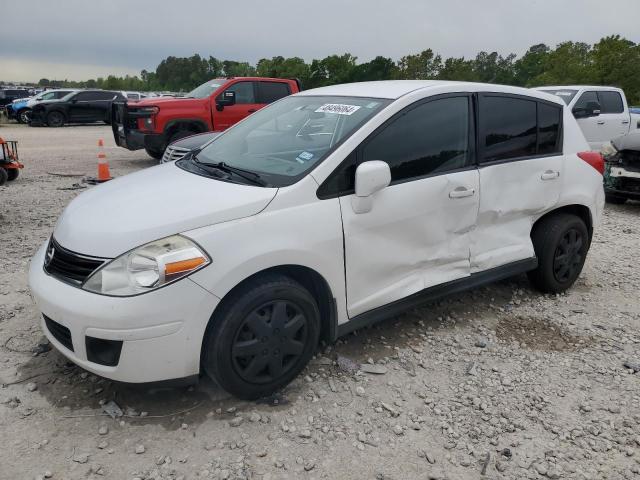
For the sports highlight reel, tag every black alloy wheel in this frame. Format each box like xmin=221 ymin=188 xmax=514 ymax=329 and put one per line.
xmin=231 ymin=300 xmax=309 ymax=384
xmin=552 ymin=228 xmax=584 ymax=283
xmin=46 ymin=111 xmax=65 ymax=127
xmin=203 ymin=274 xmax=320 ymax=400
xmin=527 ymin=213 xmax=589 ymax=293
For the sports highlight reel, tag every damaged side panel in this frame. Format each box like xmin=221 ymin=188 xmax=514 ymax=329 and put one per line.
xmin=471 ymin=156 xmax=564 ymax=272
xmin=341 ymin=170 xmax=479 ymax=318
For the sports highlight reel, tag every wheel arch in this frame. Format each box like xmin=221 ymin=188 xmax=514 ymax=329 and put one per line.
xmin=532 ymin=204 xmax=593 ymax=244
xmin=199 ymin=264 xmax=337 ymax=366
xmin=164 ymin=119 xmax=208 ymax=140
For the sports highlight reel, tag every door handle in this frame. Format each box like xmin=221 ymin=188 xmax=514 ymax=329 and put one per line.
xmin=541 ymin=170 xmax=560 ymax=180
xmin=622 ymin=120 xmax=630 ymax=125
xmin=449 ymin=186 xmax=475 ymax=199
xmin=596 ymin=120 xmax=605 ymax=125
xmin=247 ymin=109 xmax=257 ymax=113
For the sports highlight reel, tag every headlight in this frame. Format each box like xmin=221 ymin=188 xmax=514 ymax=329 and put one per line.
xmin=82 ymin=235 xmax=209 ymax=296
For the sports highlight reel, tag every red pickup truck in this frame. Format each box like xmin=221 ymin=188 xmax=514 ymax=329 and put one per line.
xmin=112 ymin=77 xmax=301 ymax=159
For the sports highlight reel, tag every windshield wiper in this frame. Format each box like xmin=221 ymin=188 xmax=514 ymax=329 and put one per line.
xmin=191 ymin=155 xmax=267 ymax=186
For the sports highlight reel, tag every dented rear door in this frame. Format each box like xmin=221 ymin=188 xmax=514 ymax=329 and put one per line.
xmin=471 ymin=94 xmax=564 ymax=272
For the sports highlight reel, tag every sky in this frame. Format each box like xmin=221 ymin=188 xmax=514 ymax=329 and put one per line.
xmin=1 ymin=0 xmax=639 ymax=83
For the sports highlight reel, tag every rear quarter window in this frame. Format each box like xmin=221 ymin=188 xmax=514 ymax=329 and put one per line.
xmin=257 ymin=82 xmax=291 ymax=104
xmin=598 ymin=91 xmax=624 ymax=114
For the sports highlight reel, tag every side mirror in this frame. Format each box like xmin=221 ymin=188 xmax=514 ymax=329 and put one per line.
xmin=216 ymin=90 xmax=236 ymax=111
xmin=352 ymin=161 xmax=391 ymax=214
xmin=573 ymin=101 xmax=601 ymax=119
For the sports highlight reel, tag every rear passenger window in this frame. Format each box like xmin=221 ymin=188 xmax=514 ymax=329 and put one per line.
xmin=257 ymin=82 xmax=290 ymax=104
xmin=362 ymin=96 xmax=470 ymax=182
xmin=480 ymin=96 xmax=537 ymax=162
xmin=538 ymin=103 xmax=562 ymax=155
xmin=598 ymin=91 xmax=624 ymax=114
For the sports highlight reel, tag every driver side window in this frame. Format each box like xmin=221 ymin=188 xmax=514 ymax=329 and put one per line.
xmin=318 ymin=96 xmax=472 ymax=198
xmin=222 ymin=82 xmax=255 ymax=104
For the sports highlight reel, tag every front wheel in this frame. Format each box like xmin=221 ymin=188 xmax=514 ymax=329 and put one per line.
xmin=203 ymin=274 xmax=320 ymax=400
xmin=527 ymin=213 xmax=589 ymax=293
xmin=46 ymin=111 xmax=65 ymax=127
xmin=145 ymin=147 xmax=164 ymax=160
xmin=17 ymin=109 xmax=31 ymax=124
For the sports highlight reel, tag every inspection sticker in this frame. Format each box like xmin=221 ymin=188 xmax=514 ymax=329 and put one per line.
xmin=295 ymin=151 xmax=315 ymax=164
xmin=315 ymin=104 xmax=361 ymax=115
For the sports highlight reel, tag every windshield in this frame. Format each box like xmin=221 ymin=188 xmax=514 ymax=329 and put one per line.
xmin=537 ymin=89 xmax=578 ymax=105
xmin=194 ymin=95 xmax=391 ymax=186
xmin=185 ymin=80 xmax=225 ymax=99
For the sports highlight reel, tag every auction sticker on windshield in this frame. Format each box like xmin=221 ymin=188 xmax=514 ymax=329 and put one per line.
xmin=315 ymin=104 xmax=361 ymax=115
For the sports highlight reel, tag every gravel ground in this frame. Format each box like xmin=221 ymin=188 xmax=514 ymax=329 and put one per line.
xmin=1 ymin=123 xmax=640 ymax=480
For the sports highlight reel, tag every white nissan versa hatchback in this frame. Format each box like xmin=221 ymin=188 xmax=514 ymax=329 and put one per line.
xmin=29 ymin=81 xmax=605 ymax=399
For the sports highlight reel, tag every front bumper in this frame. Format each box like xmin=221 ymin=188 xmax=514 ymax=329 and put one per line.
xmin=28 ymin=242 xmax=220 ymax=383
xmin=605 ymin=164 xmax=640 ymax=199
xmin=111 ymin=101 xmax=164 ymax=152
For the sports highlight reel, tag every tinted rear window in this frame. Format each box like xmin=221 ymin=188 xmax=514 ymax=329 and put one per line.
xmin=257 ymin=82 xmax=291 ymax=104
xmin=538 ymin=103 xmax=562 ymax=155
xmin=598 ymin=91 xmax=624 ymax=114
xmin=480 ymin=96 xmax=537 ymax=162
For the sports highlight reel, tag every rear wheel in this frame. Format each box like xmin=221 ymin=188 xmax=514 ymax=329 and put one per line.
xmin=0 ymin=168 xmax=7 ymax=186
xmin=605 ymin=194 xmax=627 ymax=205
xmin=46 ymin=111 xmax=65 ymax=127
xmin=527 ymin=213 xmax=589 ymax=293
xmin=145 ymin=148 xmax=164 ymax=160
xmin=203 ymin=274 xmax=320 ymax=400
xmin=6 ymin=168 xmax=19 ymax=181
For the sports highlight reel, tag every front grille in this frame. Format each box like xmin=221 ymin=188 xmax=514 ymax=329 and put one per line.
xmin=161 ymin=145 xmax=191 ymax=163
xmin=43 ymin=238 xmax=106 ymax=286
xmin=43 ymin=315 xmax=74 ymax=351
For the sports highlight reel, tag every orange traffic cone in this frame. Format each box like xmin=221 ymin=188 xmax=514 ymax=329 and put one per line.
xmin=96 ymin=139 xmax=112 ymax=182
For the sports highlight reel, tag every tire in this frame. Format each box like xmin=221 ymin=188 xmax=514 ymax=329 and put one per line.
xmin=6 ymin=168 xmax=19 ymax=181
xmin=203 ymin=274 xmax=320 ymax=400
xmin=145 ymin=148 xmax=164 ymax=160
xmin=46 ymin=111 xmax=65 ymax=127
xmin=0 ymin=168 xmax=7 ymax=186
xmin=17 ymin=109 xmax=31 ymax=124
xmin=527 ymin=213 xmax=589 ymax=293
xmin=605 ymin=194 xmax=627 ymax=205
xmin=168 ymin=129 xmax=194 ymax=145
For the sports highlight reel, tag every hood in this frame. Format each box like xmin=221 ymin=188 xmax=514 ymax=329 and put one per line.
xmin=132 ymin=96 xmax=201 ymax=106
xmin=54 ymin=163 xmax=277 ymax=258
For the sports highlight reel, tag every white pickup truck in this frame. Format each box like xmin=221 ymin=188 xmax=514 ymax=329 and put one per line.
xmin=536 ymin=86 xmax=640 ymax=151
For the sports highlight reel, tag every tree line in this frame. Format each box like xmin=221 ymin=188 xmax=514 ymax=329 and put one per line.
xmin=35 ymin=35 xmax=640 ymax=104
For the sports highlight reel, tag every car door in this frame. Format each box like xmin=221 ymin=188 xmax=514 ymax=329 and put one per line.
xmin=472 ymin=94 xmax=564 ymax=272
xmin=597 ymin=90 xmax=630 ymax=140
xmin=69 ymin=91 xmax=110 ymax=121
xmin=335 ymin=95 xmax=479 ymax=317
xmin=91 ymin=91 xmax=120 ymax=122
xmin=214 ymin=81 xmax=261 ymax=130
xmin=573 ymin=90 xmax=612 ymax=149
